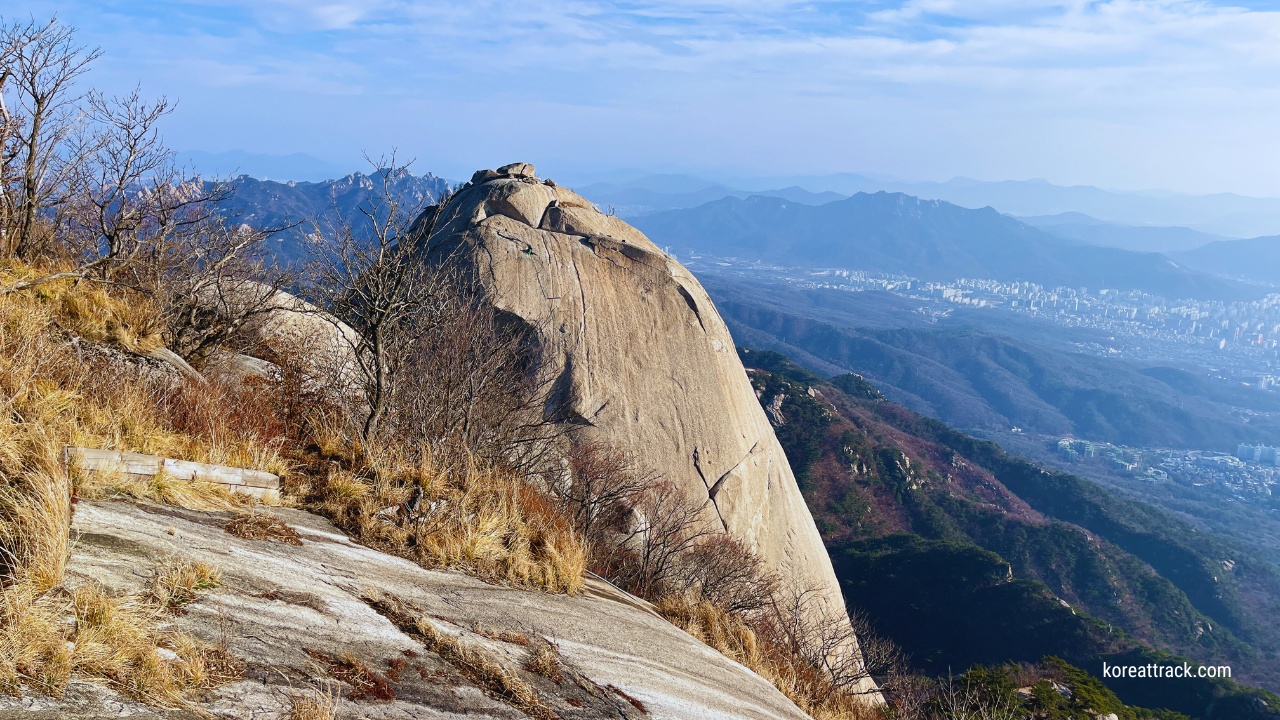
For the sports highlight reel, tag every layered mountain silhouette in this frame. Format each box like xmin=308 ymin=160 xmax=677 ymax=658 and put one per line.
xmin=1021 ymin=212 xmax=1233 ymax=254
xmin=574 ymin=172 xmax=1280 ymax=238
xmin=633 ymin=193 xmax=1253 ymax=300
xmin=701 ymin=274 xmax=1280 ymax=451
xmin=1176 ymin=235 xmax=1280 ymax=286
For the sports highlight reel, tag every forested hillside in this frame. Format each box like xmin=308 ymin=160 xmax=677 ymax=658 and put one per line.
xmin=739 ymin=349 xmax=1280 ymax=720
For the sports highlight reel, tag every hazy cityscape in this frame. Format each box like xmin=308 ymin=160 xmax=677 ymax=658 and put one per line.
xmin=685 ymin=256 xmax=1280 ymax=386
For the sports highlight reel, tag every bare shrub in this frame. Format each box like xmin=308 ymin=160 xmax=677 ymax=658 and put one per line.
xmin=389 ymin=297 xmax=561 ymax=473
xmin=611 ymin=479 xmax=715 ymax=599
xmin=302 ymin=155 xmax=458 ymax=443
xmin=762 ymin=585 xmax=892 ymax=699
xmin=657 ymin=594 xmax=886 ymax=720
xmin=547 ymin=442 xmax=653 ymax=549
xmin=677 ymin=534 xmax=780 ymax=614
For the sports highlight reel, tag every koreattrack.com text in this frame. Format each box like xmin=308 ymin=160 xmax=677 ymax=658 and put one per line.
xmin=1102 ymin=662 xmax=1231 ymax=679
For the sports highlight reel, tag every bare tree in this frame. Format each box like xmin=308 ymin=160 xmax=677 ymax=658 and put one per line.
xmin=1 ymin=20 xmax=289 ymax=361
xmin=929 ymin=675 xmax=1022 ymax=720
xmin=762 ymin=585 xmax=900 ymax=700
xmin=303 ymin=154 xmax=458 ymax=443
xmin=0 ymin=16 xmax=100 ymax=258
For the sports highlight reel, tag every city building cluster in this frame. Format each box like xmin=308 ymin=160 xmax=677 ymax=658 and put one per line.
xmin=1056 ymin=437 xmax=1278 ymax=499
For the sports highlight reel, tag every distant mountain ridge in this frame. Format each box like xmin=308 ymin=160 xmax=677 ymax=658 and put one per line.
xmin=576 ymin=179 xmax=844 ymax=216
xmin=701 ymin=273 xmax=1280 ymax=451
xmin=571 ymin=172 xmax=1280 ymax=237
xmin=1021 ymin=212 xmax=1234 ymax=254
xmin=1176 ymin=236 xmax=1280 ymax=287
xmin=633 ymin=192 xmax=1253 ymax=300
xmin=216 ymin=169 xmax=451 ymax=263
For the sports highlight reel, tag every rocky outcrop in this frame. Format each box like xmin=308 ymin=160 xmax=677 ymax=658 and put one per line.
xmin=194 ymin=284 xmax=362 ymax=400
xmin=0 ymin=500 xmax=812 ymax=719
xmin=422 ymin=163 xmax=874 ymax=694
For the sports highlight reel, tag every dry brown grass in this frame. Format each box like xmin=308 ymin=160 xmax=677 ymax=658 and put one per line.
xmin=224 ymin=512 xmax=303 ymax=546
xmin=0 ymin=265 xmax=292 ymax=707
xmin=524 ymin=641 xmax=563 ymax=684
xmin=12 ymin=264 xmax=165 ymax=354
xmin=304 ymin=650 xmax=395 ymax=702
xmin=0 ymin=263 xmax=287 ymax=494
xmin=657 ymin=596 xmax=884 ymax=720
xmin=74 ymin=465 xmax=258 ymax=512
xmin=0 ymin=561 xmax=239 ymax=704
xmin=473 ymin=625 xmax=530 ymax=647
xmin=316 ymin=452 xmax=586 ymax=595
xmin=146 ymin=560 xmax=223 ymax=610
xmin=0 ymin=444 xmax=73 ymax=592
xmin=364 ymin=594 xmax=555 ymax=720
xmin=287 ymin=686 xmax=338 ymax=720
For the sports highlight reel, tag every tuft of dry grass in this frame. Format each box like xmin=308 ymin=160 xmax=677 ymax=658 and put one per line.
xmin=315 ymin=452 xmax=586 ymax=596
xmin=146 ymin=560 xmax=223 ymax=610
xmin=224 ymin=512 xmax=303 ymax=546
xmin=287 ymin=686 xmax=338 ymax=720
xmin=0 ymin=443 xmax=73 ymax=592
xmin=364 ymin=594 xmax=555 ymax=720
xmin=657 ymin=596 xmax=882 ymax=720
xmin=305 ymin=650 xmax=395 ymax=702
xmin=525 ymin=641 xmax=563 ymax=685
xmin=473 ymin=625 xmax=530 ymax=647
xmin=20 ymin=268 xmax=165 ymax=354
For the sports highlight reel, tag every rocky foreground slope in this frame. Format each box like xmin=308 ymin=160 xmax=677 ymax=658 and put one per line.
xmin=421 ymin=164 xmax=869 ymax=689
xmin=0 ymin=500 xmax=810 ymax=720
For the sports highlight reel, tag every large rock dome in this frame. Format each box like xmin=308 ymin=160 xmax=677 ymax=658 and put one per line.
xmin=422 ymin=163 xmax=875 ymax=695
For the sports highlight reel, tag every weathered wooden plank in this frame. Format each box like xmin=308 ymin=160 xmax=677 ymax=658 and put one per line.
xmin=64 ymin=446 xmax=280 ymax=500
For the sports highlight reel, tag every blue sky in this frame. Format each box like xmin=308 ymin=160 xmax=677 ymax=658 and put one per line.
xmin=6 ymin=1 xmax=1280 ymax=194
